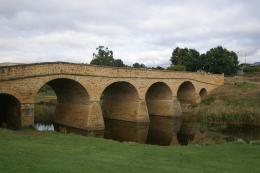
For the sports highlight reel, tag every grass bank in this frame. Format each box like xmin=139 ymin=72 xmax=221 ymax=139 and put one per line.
xmin=192 ymin=74 xmax=260 ymax=128
xmin=0 ymin=128 xmax=260 ymax=173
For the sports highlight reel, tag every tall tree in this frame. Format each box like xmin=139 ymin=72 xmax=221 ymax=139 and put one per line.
xmin=90 ymin=46 xmax=125 ymax=67
xmin=170 ymin=46 xmax=239 ymax=75
xmin=132 ymin=62 xmax=146 ymax=68
xmin=114 ymin=59 xmax=125 ymax=67
xmin=170 ymin=47 xmax=200 ymax=71
xmin=204 ymin=46 xmax=239 ymax=75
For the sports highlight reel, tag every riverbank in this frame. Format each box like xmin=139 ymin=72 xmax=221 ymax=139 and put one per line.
xmin=0 ymin=128 xmax=260 ymax=173
xmin=192 ymin=73 xmax=260 ymax=128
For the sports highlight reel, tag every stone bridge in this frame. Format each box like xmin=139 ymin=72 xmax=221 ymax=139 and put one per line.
xmin=0 ymin=62 xmax=224 ymax=131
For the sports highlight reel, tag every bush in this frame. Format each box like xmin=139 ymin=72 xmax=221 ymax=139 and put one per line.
xmin=167 ymin=65 xmax=186 ymax=71
xmin=237 ymin=82 xmax=257 ymax=90
xmin=255 ymin=66 xmax=260 ymax=72
xmin=197 ymin=111 xmax=258 ymax=128
xmin=243 ymin=66 xmax=256 ymax=73
xmin=201 ymin=96 xmax=215 ymax=105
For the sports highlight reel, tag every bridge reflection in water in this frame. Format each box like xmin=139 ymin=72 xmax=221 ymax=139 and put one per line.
xmin=37 ymin=115 xmax=184 ymax=146
xmin=104 ymin=116 xmax=182 ymax=145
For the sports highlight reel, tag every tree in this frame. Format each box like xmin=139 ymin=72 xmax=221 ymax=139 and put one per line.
xmin=90 ymin=46 xmax=125 ymax=67
xmin=170 ymin=46 xmax=239 ymax=75
xmin=170 ymin=47 xmax=200 ymax=71
xmin=154 ymin=66 xmax=164 ymax=70
xmin=132 ymin=62 xmax=146 ymax=68
xmin=114 ymin=59 xmax=125 ymax=67
xmin=204 ymin=46 xmax=239 ymax=75
xmin=186 ymin=49 xmax=201 ymax=71
xmin=170 ymin=47 xmax=188 ymax=65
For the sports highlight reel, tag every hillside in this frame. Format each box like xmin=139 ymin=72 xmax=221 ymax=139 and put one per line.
xmin=192 ymin=72 xmax=260 ymax=127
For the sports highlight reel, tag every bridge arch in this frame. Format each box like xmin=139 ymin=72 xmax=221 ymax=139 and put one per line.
xmin=199 ymin=88 xmax=208 ymax=98
xmin=145 ymin=82 xmax=173 ymax=116
xmin=34 ymin=78 xmax=91 ymax=129
xmin=0 ymin=93 xmax=21 ymax=129
xmin=177 ymin=81 xmax=197 ymax=104
xmin=100 ymin=81 xmax=140 ymax=122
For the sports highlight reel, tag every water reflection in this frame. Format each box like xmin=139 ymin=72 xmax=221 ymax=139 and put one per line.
xmin=177 ymin=113 xmax=199 ymax=145
xmin=221 ymin=126 xmax=260 ymax=143
xmin=147 ymin=115 xmax=182 ymax=145
xmin=104 ymin=116 xmax=183 ymax=145
xmin=104 ymin=119 xmax=149 ymax=143
xmin=34 ymin=114 xmax=260 ymax=146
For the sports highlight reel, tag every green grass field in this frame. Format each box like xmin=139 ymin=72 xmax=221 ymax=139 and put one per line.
xmin=0 ymin=128 xmax=260 ymax=173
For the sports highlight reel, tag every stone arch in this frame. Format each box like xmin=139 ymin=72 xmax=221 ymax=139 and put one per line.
xmin=145 ymin=82 xmax=174 ymax=117
xmin=0 ymin=93 xmax=21 ymax=129
xmin=100 ymin=81 xmax=140 ymax=122
xmin=199 ymin=88 xmax=208 ymax=98
xmin=34 ymin=78 xmax=91 ymax=129
xmin=177 ymin=81 xmax=197 ymax=104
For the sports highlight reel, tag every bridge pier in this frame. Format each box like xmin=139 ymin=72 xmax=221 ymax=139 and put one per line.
xmin=21 ymin=103 xmax=34 ymax=128
xmin=172 ymin=97 xmax=182 ymax=117
xmin=54 ymin=103 xmax=91 ymax=130
xmin=136 ymin=99 xmax=150 ymax=122
xmin=146 ymin=97 xmax=182 ymax=117
xmin=86 ymin=101 xmax=105 ymax=130
xmin=102 ymin=99 xmax=150 ymax=123
xmin=20 ymin=101 xmax=105 ymax=131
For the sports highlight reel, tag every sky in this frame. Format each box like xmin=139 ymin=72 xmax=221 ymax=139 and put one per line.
xmin=0 ymin=0 xmax=260 ymax=67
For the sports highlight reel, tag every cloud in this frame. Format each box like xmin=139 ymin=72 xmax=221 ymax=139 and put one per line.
xmin=0 ymin=0 xmax=259 ymax=66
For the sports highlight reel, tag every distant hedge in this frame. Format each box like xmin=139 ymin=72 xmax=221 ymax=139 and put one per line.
xmin=167 ymin=65 xmax=186 ymax=71
xmin=243 ymin=66 xmax=256 ymax=73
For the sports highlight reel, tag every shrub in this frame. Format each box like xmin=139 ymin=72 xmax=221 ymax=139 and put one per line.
xmin=201 ymin=96 xmax=215 ymax=105
xmin=255 ymin=66 xmax=260 ymax=72
xmin=167 ymin=65 xmax=186 ymax=71
xmin=197 ymin=111 xmax=258 ymax=128
xmin=243 ymin=66 xmax=256 ymax=73
xmin=237 ymin=82 xmax=257 ymax=90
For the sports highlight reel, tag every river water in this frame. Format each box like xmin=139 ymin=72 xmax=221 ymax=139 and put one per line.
xmin=35 ymin=114 xmax=260 ymax=146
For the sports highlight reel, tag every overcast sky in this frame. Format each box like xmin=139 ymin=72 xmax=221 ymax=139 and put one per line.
xmin=0 ymin=0 xmax=260 ymax=67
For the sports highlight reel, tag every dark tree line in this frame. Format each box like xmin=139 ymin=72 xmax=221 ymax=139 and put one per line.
xmin=90 ymin=45 xmax=239 ymax=75
xmin=170 ymin=46 xmax=239 ymax=75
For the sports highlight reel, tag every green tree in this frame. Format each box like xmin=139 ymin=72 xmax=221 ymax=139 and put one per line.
xmin=170 ymin=47 xmax=187 ymax=65
xmin=90 ymin=46 xmax=125 ymax=67
xmin=114 ymin=59 xmax=125 ymax=67
xmin=154 ymin=66 xmax=164 ymax=70
xmin=170 ymin=47 xmax=200 ymax=71
xmin=186 ymin=49 xmax=201 ymax=71
xmin=132 ymin=62 xmax=146 ymax=68
xmin=204 ymin=46 xmax=239 ymax=75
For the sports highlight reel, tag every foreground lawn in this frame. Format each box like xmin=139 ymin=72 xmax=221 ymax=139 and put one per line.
xmin=0 ymin=128 xmax=260 ymax=173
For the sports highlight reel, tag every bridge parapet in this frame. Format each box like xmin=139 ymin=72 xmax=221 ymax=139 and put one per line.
xmin=0 ymin=62 xmax=224 ymax=86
